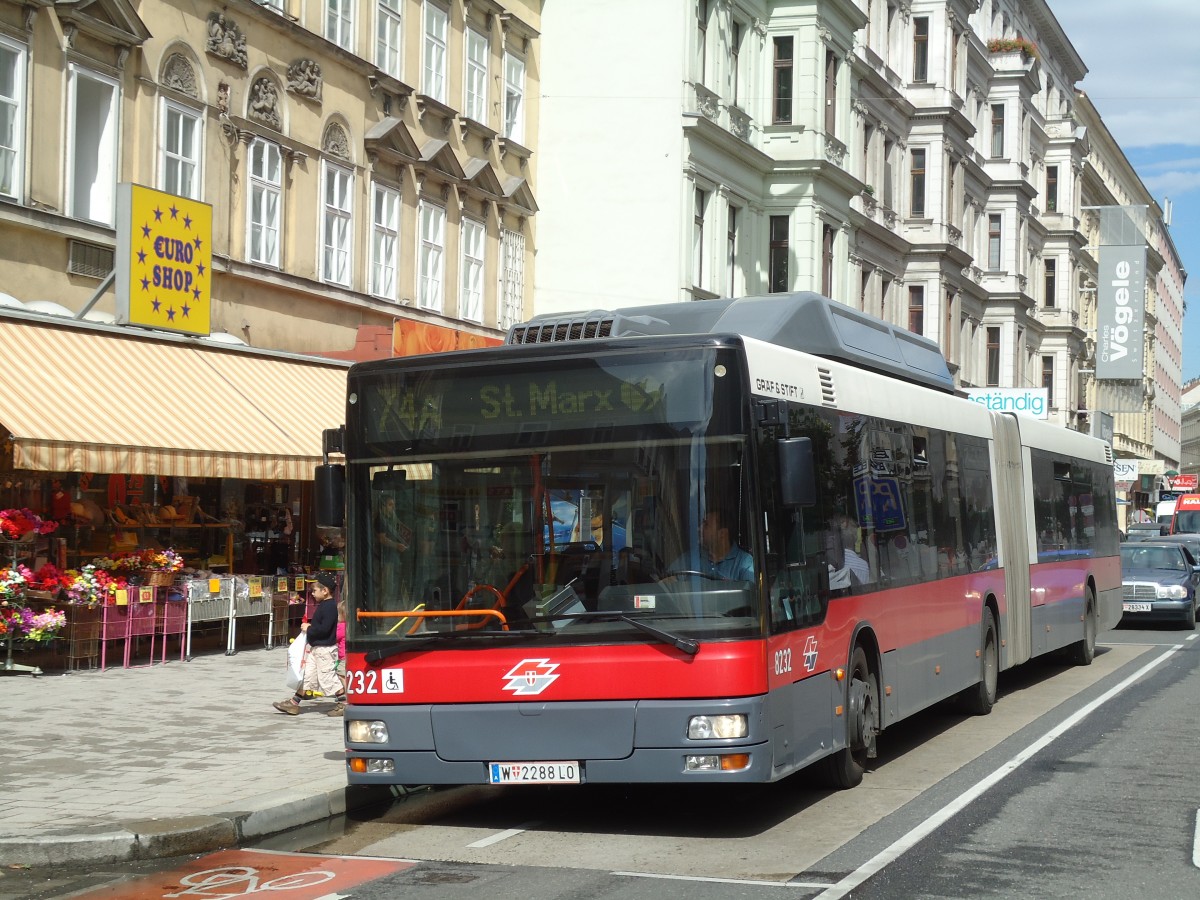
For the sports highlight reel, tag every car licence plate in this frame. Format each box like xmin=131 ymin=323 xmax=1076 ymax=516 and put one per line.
xmin=1123 ymin=602 xmax=1152 ymax=612
xmin=489 ymin=761 xmax=580 ymax=784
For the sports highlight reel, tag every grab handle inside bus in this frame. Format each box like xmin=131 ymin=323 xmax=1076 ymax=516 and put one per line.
xmin=778 ymin=437 xmax=816 ymax=508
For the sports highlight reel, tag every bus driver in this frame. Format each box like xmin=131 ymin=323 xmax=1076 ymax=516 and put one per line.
xmin=669 ymin=506 xmax=754 ymax=582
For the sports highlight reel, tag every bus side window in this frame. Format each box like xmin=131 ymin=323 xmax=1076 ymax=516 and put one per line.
xmin=769 ymin=508 xmax=826 ymax=632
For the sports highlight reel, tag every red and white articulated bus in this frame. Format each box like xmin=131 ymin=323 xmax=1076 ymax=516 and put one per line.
xmin=317 ymin=293 xmax=1121 ymax=789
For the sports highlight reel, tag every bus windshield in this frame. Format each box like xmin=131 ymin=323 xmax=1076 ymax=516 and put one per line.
xmin=347 ymin=347 xmax=760 ymax=644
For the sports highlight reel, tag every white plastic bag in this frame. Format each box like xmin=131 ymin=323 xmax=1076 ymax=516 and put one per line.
xmin=285 ymin=631 xmax=308 ymax=691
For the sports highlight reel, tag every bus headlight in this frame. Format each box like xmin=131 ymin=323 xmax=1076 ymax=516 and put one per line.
xmin=347 ymin=720 xmax=390 ymax=743
xmin=687 ymin=714 xmax=748 ymax=740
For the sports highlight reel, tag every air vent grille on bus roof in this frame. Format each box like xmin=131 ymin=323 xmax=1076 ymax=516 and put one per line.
xmin=818 ymin=368 xmax=837 ymax=406
xmin=507 ymin=314 xmax=614 ymax=344
xmin=506 ymin=311 xmax=669 ymax=344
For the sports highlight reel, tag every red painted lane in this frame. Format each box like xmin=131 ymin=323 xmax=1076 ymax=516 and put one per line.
xmin=69 ymin=848 xmax=415 ymax=899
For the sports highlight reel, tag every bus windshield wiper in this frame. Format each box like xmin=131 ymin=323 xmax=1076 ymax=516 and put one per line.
xmin=530 ymin=610 xmax=699 ymax=656
xmin=364 ymin=628 xmax=537 ymax=664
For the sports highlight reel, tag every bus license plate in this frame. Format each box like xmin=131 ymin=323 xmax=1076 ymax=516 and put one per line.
xmin=489 ymin=761 xmax=580 ymax=784
xmin=1123 ymin=602 xmax=1152 ymax=612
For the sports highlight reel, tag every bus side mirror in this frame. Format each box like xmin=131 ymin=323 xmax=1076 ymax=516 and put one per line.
xmin=315 ymin=464 xmax=345 ymax=528
xmin=778 ymin=437 xmax=815 ymax=508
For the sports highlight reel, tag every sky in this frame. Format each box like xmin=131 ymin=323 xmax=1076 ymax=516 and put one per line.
xmin=1049 ymin=0 xmax=1200 ymax=382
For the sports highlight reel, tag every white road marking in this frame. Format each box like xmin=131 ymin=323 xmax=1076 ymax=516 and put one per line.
xmin=1193 ymin=810 xmax=1200 ymax=869
xmin=467 ymin=822 xmax=540 ymax=848
xmin=614 ymin=871 xmax=832 ymax=889
xmin=812 ymin=645 xmax=1182 ymax=900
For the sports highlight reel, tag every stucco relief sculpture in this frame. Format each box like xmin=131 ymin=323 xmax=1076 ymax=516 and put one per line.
xmin=287 ymin=59 xmax=322 ymax=101
xmin=206 ymin=12 xmax=247 ymax=69
xmin=248 ymin=77 xmax=282 ymax=131
xmin=323 ymin=123 xmax=350 ymax=160
xmin=162 ymin=54 xmax=199 ymax=98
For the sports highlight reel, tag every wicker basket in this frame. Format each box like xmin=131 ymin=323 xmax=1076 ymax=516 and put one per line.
xmin=141 ymin=570 xmax=175 ymax=587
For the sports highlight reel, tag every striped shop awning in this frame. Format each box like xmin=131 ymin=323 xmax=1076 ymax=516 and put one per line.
xmin=0 ymin=319 xmax=349 ymax=482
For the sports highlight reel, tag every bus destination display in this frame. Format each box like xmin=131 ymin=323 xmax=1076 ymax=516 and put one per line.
xmin=362 ymin=359 xmax=712 ymax=442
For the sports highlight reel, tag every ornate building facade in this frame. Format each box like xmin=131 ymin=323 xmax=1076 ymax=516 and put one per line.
xmin=535 ymin=0 xmax=1183 ymax=473
xmin=0 ymin=0 xmax=540 ymax=355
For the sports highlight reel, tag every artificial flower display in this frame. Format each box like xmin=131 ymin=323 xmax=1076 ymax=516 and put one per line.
xmin=0 ymin=508 xmax=59 ymax=541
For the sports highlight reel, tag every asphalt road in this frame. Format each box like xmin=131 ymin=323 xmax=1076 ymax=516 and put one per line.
xmin=7 ymin=627 xmax=1198 ymax=900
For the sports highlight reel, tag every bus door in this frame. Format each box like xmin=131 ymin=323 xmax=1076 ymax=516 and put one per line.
xmin=991 ymin=413 xmax=1032 ymax=666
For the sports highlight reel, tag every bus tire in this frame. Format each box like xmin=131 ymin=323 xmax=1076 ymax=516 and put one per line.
xmin=1066 ymin=589 xmax=1097 ymax=665
xmin=958 ymin=609 xmax=998 ymax=716
xmin=819 ymin=645 xmax=877 ymax=790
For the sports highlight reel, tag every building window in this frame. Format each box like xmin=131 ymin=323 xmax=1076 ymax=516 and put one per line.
xmin=696 ymin=0 xmax=708 ymax=84
xmin=460 ymin=217 xmax=485 ymax=322
xmin=1042 ymin=355 xmax=1054 ymax=400
xmin=862 ymin=124 xmax=873 ymax=186
xmin=464 ymin=27 xmax=488 ymax=124
xmin=729 ymin=22 xmax=742 ymax=105
xmin=503 ymin=53 xmax=525 ymax=142
xmin=944 ymin=289 xmax=955 ymax=357
xmin=986 ymin=326 xmax=1001 ymax=386
xmin=322 ymin=162 xmax=353 ymax=286
xmin=376 ymin=0 xmax=403 ymax=78
xmin=768 ymin=214 xmax=789 ymax=293
xmin=1044 ymin=257 xmax=1056 ymax=307
xmin=883 ymin=138 xmax=895 ymax=207
xmin=248 ymin=139 xmax=282 ymax=267
xmin=500 ymin=227 xmax=525 ymax=329
xmin=824 ymin=50 xmax=837 ymax=135
xmin=693 ymin=187 xmax=708 ymax=288
xmin=908 ymin=285 xmax=925 ymax=334
xmin=773 ymin=37 xmax=793 ymax=125
xmin=910 ymin=148 xmax=926 ymax=217
xmin=990 ymin=103 xmax=1005 ymax=157
xmin=821 ymin=224 xmax=834 ymax=296
xmin=161 ymin=101 xmax=202 ymax=200
xmin=988 ymin=214 xmax=1002 ymax=270
xmin=1046 ymin=165 xmax=1058 ymax=213
xmin=326 ymin=0 xmax=354 ymax=52
xmin=370 ymin=183 xmax=400 ymax=300
xmin=423 ymin=2 xmax=448 ymax=103
xmin=726 ymin=205 xmax=739 ymax=297
xmin=68 ymin=66 xmax=119 ymax=225
xmin=0 ymin=37 xmax=26 ymax=201
xmin=946 ymin=159 xmax=958 ymax=223
xmin=880 ymin=275 xmax=891 ymax=321
xmin=950 ymin=30 xmax=960 ymax=90
xmin=418 ymin=200 xmax=446 ymax=312
xmin=913 ymin=16 xmax=929 ymax=82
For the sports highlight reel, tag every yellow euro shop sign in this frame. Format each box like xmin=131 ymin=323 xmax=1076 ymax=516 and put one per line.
xmin=114 ymin=183 xmax=213 ymax=336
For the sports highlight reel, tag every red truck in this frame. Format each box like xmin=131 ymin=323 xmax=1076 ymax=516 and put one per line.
xmin=1170 ymin=493 xmax=1200 ymax=534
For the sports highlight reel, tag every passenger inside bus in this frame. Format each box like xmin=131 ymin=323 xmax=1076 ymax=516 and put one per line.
xmin=825 ymin=513 xmax=871 ymax=593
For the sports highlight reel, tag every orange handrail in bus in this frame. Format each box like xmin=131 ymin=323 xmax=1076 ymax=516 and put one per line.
xmin=357 ymin=608 xmax=509 ymax=630
xmin=385 ymin=602 xmax=426 ymax=636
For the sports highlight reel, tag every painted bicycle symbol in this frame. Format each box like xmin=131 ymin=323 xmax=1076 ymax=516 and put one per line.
xmin=163 ymin=865 xmax=335 ymax=898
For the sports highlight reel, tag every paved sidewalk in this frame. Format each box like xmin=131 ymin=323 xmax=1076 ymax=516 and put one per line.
xmin=0 ymin=646 xmax=396 ymax=867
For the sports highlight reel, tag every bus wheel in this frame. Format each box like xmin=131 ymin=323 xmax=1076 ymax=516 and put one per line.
xmin=1066 ymin=590 xmax=1097 ymax=665
xmin=820 ymin=645 xmax=877 ymax=790
xmin=958 ymin=609 xmax=998 ymax=715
